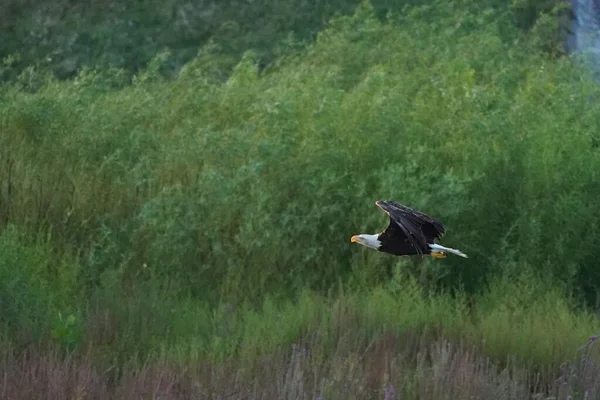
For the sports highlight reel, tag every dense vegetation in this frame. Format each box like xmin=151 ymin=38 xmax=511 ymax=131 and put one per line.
xmin=1 ymin=0 xmax=571 ymax=80
xmin=2 ymin=0 xmax=600 ymax=398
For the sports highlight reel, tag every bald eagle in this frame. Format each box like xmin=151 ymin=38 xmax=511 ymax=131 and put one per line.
xmin=351 ymin=200 xmax=468 ymax=258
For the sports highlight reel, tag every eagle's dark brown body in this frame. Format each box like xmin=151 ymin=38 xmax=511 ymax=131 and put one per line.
xmin=375 ymin=200 xmax=445 ymax=256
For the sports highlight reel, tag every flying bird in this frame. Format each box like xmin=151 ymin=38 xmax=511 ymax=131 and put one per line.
xmin=351 ymin=200 xmax=468 ymax=258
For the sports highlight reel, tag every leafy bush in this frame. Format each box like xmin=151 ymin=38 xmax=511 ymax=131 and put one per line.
xmin=0 ymin=0 xmax=571 ymax=81
xmin=2 ymin=2 xmax=600 ymax=305
xmin=0 ymin=225 xmax=80 ymax=347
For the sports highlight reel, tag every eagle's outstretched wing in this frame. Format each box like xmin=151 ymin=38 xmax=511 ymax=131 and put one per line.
xmin=376 ymin=200 xmax=445 ymax=255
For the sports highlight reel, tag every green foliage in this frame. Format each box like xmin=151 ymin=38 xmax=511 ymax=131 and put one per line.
xmin=0 ymin=0 xmax=570 ymax=82
xmin=0 ymin=225 xmax=79 ymax=346
xmin=50 ymin=312 xmax=81 ymax=352
xmin=2 ymin=2 xmax=600 ymax=304
xmin=509 ymin=0 xmax=563 ymax=28
xmin=1 ymin=2 xmax=600 ymax=391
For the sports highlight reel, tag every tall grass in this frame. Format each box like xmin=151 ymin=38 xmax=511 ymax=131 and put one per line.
xmin=3 ymin=337 xmax=600 ymax=399
xmin=1 ymin=270 xmax=599 ymax=398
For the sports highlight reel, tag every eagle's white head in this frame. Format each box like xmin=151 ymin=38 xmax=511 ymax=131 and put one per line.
xmin=350 ymin=234 xmax=381 ymax=250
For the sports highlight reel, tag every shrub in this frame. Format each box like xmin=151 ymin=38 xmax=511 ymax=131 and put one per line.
xmin=0 ymin=225 xmax=80 ymax=347
xmin=2 ymin=2 xmax=600 ymax=305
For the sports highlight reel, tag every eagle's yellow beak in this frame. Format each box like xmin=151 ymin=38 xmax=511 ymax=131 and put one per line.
xmin=351 ymin=235 xmax=360 ymax=243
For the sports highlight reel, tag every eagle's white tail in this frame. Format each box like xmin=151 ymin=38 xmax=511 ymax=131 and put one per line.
xmin=429 ymin=243 xmax=468 ymax=258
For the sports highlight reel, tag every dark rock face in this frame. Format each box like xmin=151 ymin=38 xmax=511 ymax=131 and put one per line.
xmin=570 ymin=0 xmax=600 ymax=50
xmin=569 ymin=0 xmax=600 ymax=76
